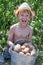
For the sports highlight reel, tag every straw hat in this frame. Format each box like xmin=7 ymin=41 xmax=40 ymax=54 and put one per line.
xmin=14 ymin=2 xmax=35 ymax=17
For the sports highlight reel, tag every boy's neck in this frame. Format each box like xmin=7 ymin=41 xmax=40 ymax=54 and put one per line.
xmin=19 ymin=22 xmax=27 ymax=29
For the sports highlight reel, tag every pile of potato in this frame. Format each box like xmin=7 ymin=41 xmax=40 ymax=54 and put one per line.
xmin=14 ymin=43 xmax=36 ymax=56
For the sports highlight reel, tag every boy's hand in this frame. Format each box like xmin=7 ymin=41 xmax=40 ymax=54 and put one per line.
xmin=14 ymin=44 xmax=21 ymax=53
xmin=28 ymin=42 xmax=32 ymax=46
xmin=24 ymin=42 xmax=32 ymax=47
xmin=7 ymin=41 xmax=14 ymax=47
xmin=9 ymin=45 xmax=15 ymax=53
xmin=24 ymin=43 xmax=29 ymax=47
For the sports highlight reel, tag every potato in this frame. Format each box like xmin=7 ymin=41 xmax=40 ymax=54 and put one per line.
xmin=22 ymin=47 xmax=29 ymax=54
xmin=24 ymin=43 xmax=29 ymax=47
xmin=21 ymin=45 xmax=26 ymax=50
xmin=14 ymin=44 xmax=21 ymax=52
xmin=30 ymin=45 xmax=35 ymax=49
xmin=24 ymin=47 xmax=29 ymax=52
xmin=31 ymin=49 xmax=36 ymax=56
xmin=19 ymin=52 xmax=24 ymax=55
xmin=26 ymin=53 xmax=30 ymax=56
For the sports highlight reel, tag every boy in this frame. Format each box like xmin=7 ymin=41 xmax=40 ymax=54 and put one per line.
xmin=4 ymin=2 xmax=35 ymax=59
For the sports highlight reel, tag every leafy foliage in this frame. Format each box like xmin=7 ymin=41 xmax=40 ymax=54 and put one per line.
xmin=0 ymin=0 xmax=43 ymax=49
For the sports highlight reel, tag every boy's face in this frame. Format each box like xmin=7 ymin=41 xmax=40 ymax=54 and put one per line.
xmin=18 ymin=11 xmax=31 ymax=26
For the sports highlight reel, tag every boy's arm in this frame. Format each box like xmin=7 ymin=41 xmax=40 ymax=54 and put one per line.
xmin=24 ymin=27 xmax=33 ymax=47
xmin=28 ymin=27 xmax=33 ymax=45
xmin=7 ymin=26 xmax=14 ymax=47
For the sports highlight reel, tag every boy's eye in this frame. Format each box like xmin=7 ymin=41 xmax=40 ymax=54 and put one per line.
xmin=26 ymin=15 xmax=29 ymax=17
xmin=21 ymin=15 xmax=24 ymax=16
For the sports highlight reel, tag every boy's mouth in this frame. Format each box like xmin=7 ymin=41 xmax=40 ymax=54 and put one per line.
xmin=22 ymin=20 xmax=27 ymax=22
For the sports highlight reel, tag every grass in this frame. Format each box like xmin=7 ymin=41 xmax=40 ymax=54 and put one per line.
xmin=35 ymin=51 xmax=43 ymax=65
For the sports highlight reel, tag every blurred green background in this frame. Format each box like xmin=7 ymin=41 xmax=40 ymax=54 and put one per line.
xmin=0 ymin=0 xmax=43 ymax=65
xmin=0 ymin=0 xmax=43 ymax=48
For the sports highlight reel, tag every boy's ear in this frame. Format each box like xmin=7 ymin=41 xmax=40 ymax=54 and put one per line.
xmin=32 ymin=11 xmax=35 ymax=17
xmin=14 ymin=7 xmax=19 ymax=17
xmin=14 ymin=7 xmax=18 ymax=12
xmin=30 ymin=11 xmax=35 ymax=20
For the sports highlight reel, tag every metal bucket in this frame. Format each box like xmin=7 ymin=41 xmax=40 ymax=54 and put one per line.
xmin=10 ymin=43 xmax=39 ymax=65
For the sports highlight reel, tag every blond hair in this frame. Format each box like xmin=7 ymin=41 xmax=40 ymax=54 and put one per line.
xmin=14 ymin=2 xmax=35 ymax=18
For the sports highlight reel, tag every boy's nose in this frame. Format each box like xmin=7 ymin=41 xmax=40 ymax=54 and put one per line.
xmin=23 ymin=16 xmax=27 ymax=19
